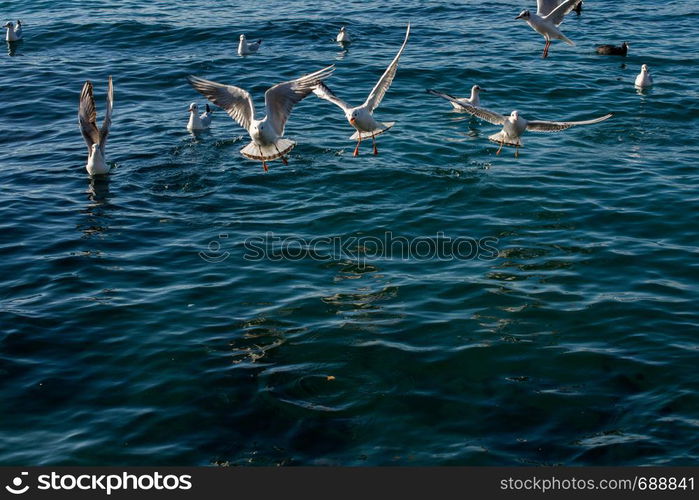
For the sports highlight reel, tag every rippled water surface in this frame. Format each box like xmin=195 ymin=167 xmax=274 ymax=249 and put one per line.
xmin=1 ymin=0 xmax=698 ymax=465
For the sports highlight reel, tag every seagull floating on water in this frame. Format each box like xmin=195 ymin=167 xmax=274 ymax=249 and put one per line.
xmin=4 ymin=20 xmax=22 ymax=42
xmin=427 ymin=89 xmax=613 ymax=158
xmin=635 ymin=64 xmax=653 ymax=89
xmin=515 ymin=0 xmax=580 ymax=58
xmin=596 ymin=42 xmax=629 ymax=56
xmin=187 ymin=66 xmax=334 ymax=172
xmin=448 ymin=85 xmax=485 ymax=111
xmin=237 ymin=35 xmax=261 ymax=56
xmin=313 ymin=23 xmax=410 ymax=156
xmin=79 ymin=77 xmax=114 ymax=175
xmin=187 ymin=103 xmax=213 ymax=131
xmin=336 ymin=26 xmax=351 ymax=43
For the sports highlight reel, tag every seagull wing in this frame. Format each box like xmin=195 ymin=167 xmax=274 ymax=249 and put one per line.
xmin=78 ymin=80 xmax=100 ymax=154
xmin=527 ymin=113 xmax=613 ymax=132
xmin=264 ymin=65 xmax=335 ymax=135
xmin=426 ymin=89 xmax=506 ymax=125
xmin=536 ymin=0 xmax=560 ymax=16
xmin=99 ymin=76 xmax=113 ymax=152
xmin=543 ymin=0 xmax=580 ymax=26
xmin=362 ymin=23 xmax=410 ymax=112
xmin=187 ymin=75 xmax=255 ymax=131
xmin=313 ymin=82 xmax=351 ymax=112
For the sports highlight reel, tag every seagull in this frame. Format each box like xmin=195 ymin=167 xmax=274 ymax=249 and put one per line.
xmin=238 ymin=34 xmax=261 ymax=56
xmin=447 ymin=85 xmax=485 ymax=111
xmin=515 ymin=0 xmax=580 ymax=58
xmin=635 ymin=64 xmax=653 ymax=89
xmin=427 ymin=89 xmax=613 ymax=158
xmin=79 ymin=77 xmax=114 ymax=175
xmin=336 ymin=26 xmax=351 ymax=43
xmin=187 ymin=66 xmax=334 ymax=172
xmin=313 ymin=23 xmax=410 ymax=156
xmin=4 ymin=20 xmax=22 ymax=42
xmin=187 ymin=103 xmax=213 ymax=131
xmin=596 ymin=42 xmax=629 ymax=56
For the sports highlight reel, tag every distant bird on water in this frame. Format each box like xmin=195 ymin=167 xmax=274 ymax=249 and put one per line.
xmin=79 ymin=77 xmax=114 ymax=175
xmin=336 ymin=26 xmax=351 ymax=43
xmin=515 ymin=0 xmax=581 ymax=58
xmin=427 ymin=89 xmax=613 ymax=158
xmin=237 ymin=34 xmax=261 ymax=56
xmin=635 ymin=64 xmax=653 ymax=89
xmin=187 ymin=103 xmax=213 ymax=132
xmin=187 ymin=66 xmax=334 ymax=172
xmin=448 ymin=85 xmax=486 ymax=111
xmin=313 ymin=23 xmax=410 ymax=156
xmin=4 ymin=20 xmax=22 ymax=42
xmin=596 ymin=42 xmax=629 ymax=56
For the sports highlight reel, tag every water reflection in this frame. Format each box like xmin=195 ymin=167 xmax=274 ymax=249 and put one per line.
xmin=79 ymin=175 xmax=112 ymax=239
xmin=6 ymin=40 xmax=22 ymax=57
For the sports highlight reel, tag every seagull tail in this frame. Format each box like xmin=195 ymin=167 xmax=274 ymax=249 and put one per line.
xmin=240 ymin=139 xmax=295 ymax=161
xmin=488 ymin=131 xmax=522 ymax=147
xmin=560 ymin=33 xmax=575 ymax=46
xmin=350 ymin=122 xmax=395 ymax=141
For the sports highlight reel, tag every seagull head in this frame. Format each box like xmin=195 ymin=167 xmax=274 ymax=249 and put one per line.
xmin=515 ymin=10 xmax=530 ymax=20
xmin=4 ymin=22 xmax=13 ymax=29
xmin=472 ymin=85 xmax=485 ymax=93
xmin=340 ymin=26 xmax=346 ymax=31
xmin=239 ymin=34 xmax=246 ymax=41
xmin=189 ymin=103 xmax=197 ymax=113
xmin=349 ymin=110 xmax=359 ymax=125
xmin=622 ymin=42 xmax=629 ymax=49
xmin=641 ymin=64 xmax=649 ymax=72
xmin=510 ymin=110 xmax=520 ymax=120
xmin=91 ymin=143 xmax=100 ymax=155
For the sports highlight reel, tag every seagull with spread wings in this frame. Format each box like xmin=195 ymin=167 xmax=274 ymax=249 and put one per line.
xmin=515 ymin=0 xmax=581 ymax=58
xmin=79 ymin=76 xmax=114 ymax=175
xmin=313 ymin=24 xmax=410 ymax=156
xmin=187 ymin=66 xmax=334 ymax=172
xmin=427 ymin=89 xmax=612 ymax=158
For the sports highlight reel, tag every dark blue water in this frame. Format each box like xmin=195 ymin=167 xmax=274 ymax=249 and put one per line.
xmin=1 ymin=0 xmax=698 ymax=465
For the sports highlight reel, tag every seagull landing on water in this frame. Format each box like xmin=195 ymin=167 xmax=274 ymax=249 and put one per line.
xmin=336 ymin=26 xmax=351 ymax=43
xmin=79 ymin=77 xmax=114 ymax=175
xmin=4 ymin=20 xmax=22 ymax=42
xmin=515 ymin=0 xmax=580 ymax=58
xmin=313 ymin=23 xmax=410 ymax=157
xmin=237 ymin=35 xmax=261 ymax=56
xmin=427 ymin=89 xmax=612 ymax=158
xmin=635 ymin=64 xmax=653 ymax=89
xmin=187 ymin=66 xmax=334 ymax=172
xmin=448 ymin=85 xmax=486 ymax=111
xmin=187 ymin=103 xmax=213 ymax=131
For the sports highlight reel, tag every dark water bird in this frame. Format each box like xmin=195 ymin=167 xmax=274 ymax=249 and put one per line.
xmin=573 ymin=1 xmax=583 ymax=15
xmin=596 ymin=42 xmax=629 ymax=56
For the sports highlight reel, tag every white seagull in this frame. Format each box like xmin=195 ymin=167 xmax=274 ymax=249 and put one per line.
xmin=4 ymin=20 xmax=22 ymax=42
xmin=515 ymin=0 xmax=580 ymax=58
xmin=448 ymin=85 xmax=485 ymax=111
xmin=313 ymin=23 xmax=410 ymax=156
xmin=336 ymin=26 xmax=351 ymax=43
xmin=238 ymin=35 xmax=261 ymax=56
xmin=635 ymin=64 xmax=653 ymax=89
xmin=427 ymin=89 xmax=613 ymax=158
xmin=79 ymin=77 xmax=114 ymax=175
xmin=187 ymin=66 xmax=334 ymax=172
xmin=187 ymin=103 xmax=213 ymax=131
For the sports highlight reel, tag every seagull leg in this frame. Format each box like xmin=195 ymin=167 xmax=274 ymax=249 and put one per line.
xmin=262 ymin=161 xmax=269 ymax=172
xmin=274 ymin=145 xmax=289 ymax=165
xmin=515 ymin=146 xmax=520 ymax=159
xmin=496 ymin=140 xmax=504 ymax=156
xmin=353 ymin=137 xmax=362 ymax=157
xmin=542 ymin=40 xmax=550 ymax=58
xmin=372 ymin=134 xmax=378 ymax=155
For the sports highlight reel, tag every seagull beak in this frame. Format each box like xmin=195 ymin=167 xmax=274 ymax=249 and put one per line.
xmin=350 ymin=118 xmax=357 ymax=126
xmin=480 ymin=88 xmax=487 ymax=92
xmin=515 ymin=14 xmax=523 ymax=20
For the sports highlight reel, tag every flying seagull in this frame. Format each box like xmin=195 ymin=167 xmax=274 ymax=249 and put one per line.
xmin=79 ymin=77 xmax=114 ymax=175
xmin=515 ymin=0 xmax=580 ymax=58
xmin=427 ymin=89 xmax=613 ymax=158
xmin=187 ymin=66 xmax=334 ymax=171
xmin=313 ymin=23 xmax=410 ymax=156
